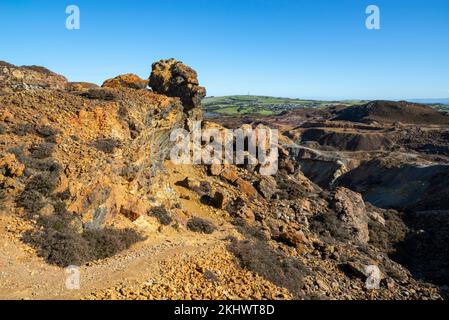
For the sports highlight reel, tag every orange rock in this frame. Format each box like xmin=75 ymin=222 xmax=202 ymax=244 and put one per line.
xmin=66 ymin=82 xmax=99 ymax=92
xmin=149 ymin=59 xmax=206 ymax=110
xmin=120 ymin=207 xmax=141 ymax=222
xmin=279 ymin=229 xmax=308 ymax=249
xmin=0 ymin=110 xmax=14 ymax=122
xmin=235 ymin=178 xmax=257 ymax=199
xmin=102 ymin=74 xmax=148 ymax=90
xmin=220 ymin=167 xmax=239 ymax=183
xmin=0 ymin=153 xmax=25 ymax=177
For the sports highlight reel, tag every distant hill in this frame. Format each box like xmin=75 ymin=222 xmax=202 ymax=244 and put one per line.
xmin=409 ymin=98 xmax=449 ymax=105
xmin=334 ymin=100 xmax=449 ymax=125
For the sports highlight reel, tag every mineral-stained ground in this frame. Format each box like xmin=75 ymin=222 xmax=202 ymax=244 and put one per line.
xmin=0 ymin=59 xmax=448 ymax=300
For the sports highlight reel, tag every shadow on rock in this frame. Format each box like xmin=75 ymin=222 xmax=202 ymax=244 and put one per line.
xmin=392 ymin=210 xmax=449 ymax=293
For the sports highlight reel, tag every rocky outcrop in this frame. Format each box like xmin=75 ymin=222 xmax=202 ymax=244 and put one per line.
xmin=66 ymin=82 xmax=99 ymax=92
xmin=255 ymin=176 xmax=277 ymax=199
xmin=149 ymin=58 xmax=206 ymax=109
xmin=0 ymin=60 xmax=203 ymax=266
xmin=149 ymin=59 xmax=206 ymax=118
xmin=0 ymin=61 xmax=67 ymax=95
xmin=331 ymin=187 xmax=369 ymax=244
xmin=102 ymin=74 xmax=148 ymax=90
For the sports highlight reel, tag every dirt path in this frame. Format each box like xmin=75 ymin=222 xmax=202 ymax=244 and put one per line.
xmin=0 ymin=161 xmax=294 ymax=300
xmin=0 ymin=211 xmax=237 ymax=300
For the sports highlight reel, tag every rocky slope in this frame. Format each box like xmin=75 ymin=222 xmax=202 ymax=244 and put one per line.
xmin=212 ymin=98 xmax=449 ymax=296
xmin=333 ymin=100 xmax=449 ymax=125
xmin=0 ymin=61 xmax=68 ymax=95
xmin=0 ymin=60 xmax=448 ymax=300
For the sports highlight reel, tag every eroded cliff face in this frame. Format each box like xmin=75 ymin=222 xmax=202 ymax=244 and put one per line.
xmin=0 ymin=60 xmax=201 ymax=266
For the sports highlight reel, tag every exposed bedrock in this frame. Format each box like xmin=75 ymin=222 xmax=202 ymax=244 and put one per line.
xmin=285 ymin=144 xmax=359 ymax=187
xmin=0 ymin=61 xmax=68 ymax=95
xmin=337 ymin=156 xmax=449 ymax=211
xmin=0 ymin=59 xmax=205 ymax=266
xmin=299 ymin=128 xmax=394 ymax=152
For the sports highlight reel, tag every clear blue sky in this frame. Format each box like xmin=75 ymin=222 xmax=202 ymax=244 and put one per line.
xmin=1 ymin=0 xmax=448 ymax=100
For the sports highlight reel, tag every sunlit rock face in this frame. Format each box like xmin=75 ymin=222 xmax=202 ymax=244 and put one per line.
xmin=0 ymin=61 xmax=68 ymax=95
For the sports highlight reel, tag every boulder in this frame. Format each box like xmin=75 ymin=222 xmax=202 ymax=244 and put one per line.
xmin=220 ymin=167 xmax=239 ymax=183
xmin=255 ymin=176 xmax=277 ymax=199
xmin=149 ymin=59 xmax=206 ymax=111
xmin=278 ymin=228 xmax=308 ymax=249
xmin=66 ymin=82 xmax=99 ymax=92
xmin=102 ymin=74 xmax=148 ymax=90
xmin=331 ymin=187 xmax=370 ymax=243
xmin=236 ymin=178 xmax=258 ymax=199
xmin=225 ymin=197 xmax=255 ymax=222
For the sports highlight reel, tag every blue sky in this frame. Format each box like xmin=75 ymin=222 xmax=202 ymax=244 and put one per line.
xmin=0 ymin=0 xmax=448 ymax=100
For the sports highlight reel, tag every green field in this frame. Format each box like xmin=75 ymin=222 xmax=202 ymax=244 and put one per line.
xmin=203 ymin=95 xmax=366 ymax=116
xmin=210 ymin=105 xmax=277 ymax=116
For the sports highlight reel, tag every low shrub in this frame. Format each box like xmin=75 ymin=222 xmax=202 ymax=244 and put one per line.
xmin=148 ymin=206 xmax=173 ymax=226
xmin=187 ymin=217 xmax=216 ymax=234
xmin=228 ymin=239 xmax=307 ymax=298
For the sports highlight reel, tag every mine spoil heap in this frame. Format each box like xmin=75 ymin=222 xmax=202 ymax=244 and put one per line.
xmin=0 ymin=60 xmax=448 ymax=300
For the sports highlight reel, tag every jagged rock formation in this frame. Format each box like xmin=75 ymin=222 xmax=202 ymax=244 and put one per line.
xmin=149 ymin=58 xmax=206 ymax=130
xmin=149 ymin=58 xmax=206 ymax=110
xmin=0 ymin=60 xmax=198 ymax=266
xmin=331 ymin=187 xmax=370 ymax=244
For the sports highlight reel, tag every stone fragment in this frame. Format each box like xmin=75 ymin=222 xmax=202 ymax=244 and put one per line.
xmin=331 ymin=187 xmax=370 ymax=243
xmin=255 ymin=176 xmax=277 ymax=199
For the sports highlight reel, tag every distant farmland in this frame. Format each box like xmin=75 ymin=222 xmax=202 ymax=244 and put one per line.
xmin=203 ymin=95 xmax=449 ymax=116
xmin=203 ymin=95 xmax=365 ymax=116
